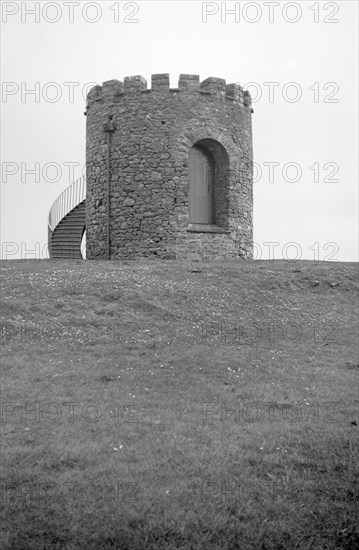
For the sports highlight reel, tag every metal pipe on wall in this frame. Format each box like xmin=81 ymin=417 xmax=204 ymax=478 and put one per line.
xmin=104 ymin=115 xmax=115 ymax=261
xmin=106 ymin=130 xmax=110 ymax=260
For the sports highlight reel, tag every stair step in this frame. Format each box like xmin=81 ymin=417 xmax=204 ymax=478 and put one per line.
xmin=52 ymin=237 xmax=83 ymax=240
xmin=60 ymin=214 xmax=85 ymax=219
xmin=52 ymin=240 xmax=83 ymax=244
xmin=52 ymin=244 xmax=80 ymax=251
xmin=55 ymin=236 xmax=84 ymax=239
xmin=58 ymin=225 xmax=85 ymax=229
xmin=52 ymin=244 xmax=83 ymax=248
xmin=52 ymin=235 xmax=83 ymax=239
xmin=63 ymin=211 xmax=85 ymax=215
xmin=52 ymin=244 xmax=82 ymax=248
xmin=59 ymin=217 xmax=85 ymax=222
xmin=51 ymin=256 xmax=83 ymax=260
xmin=59 ymin=222 xmax=85 ymax=225
xmin=56 ymin=225 xmax=85 ymax=230
xmin=60 ymin=218 xmax=85 ymax=222
xmin=51 ymin=255 xmax=83 ymax=258
xmin=49 ymin=256 xmax=83 ymax=261
xmin=53 ymin=230 xmax=84 ymax=235
xmin=54 ymin=223 xmax=85 ymax=227
xmin=51 ymin=247 xmax=82 ymax=250
xmin=56 ymin=230 xmax=84 ymax=234
xmin=51 ymin=248 xmax=83 ymax=252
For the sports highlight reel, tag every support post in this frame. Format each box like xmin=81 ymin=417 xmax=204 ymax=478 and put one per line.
xmin=103 ymin=115 xmax=116 ymax=260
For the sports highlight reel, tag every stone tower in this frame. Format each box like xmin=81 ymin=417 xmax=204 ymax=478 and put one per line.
xmin=85 ymin=73 xmax=253 ymax=261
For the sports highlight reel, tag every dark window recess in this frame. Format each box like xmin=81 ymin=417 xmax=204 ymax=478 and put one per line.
xmin=188 ymin=144 xmax=215 ymax=225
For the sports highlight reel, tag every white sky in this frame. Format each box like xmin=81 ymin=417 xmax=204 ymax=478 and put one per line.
xmin=1 ymin=0 xmax=358 ymax=261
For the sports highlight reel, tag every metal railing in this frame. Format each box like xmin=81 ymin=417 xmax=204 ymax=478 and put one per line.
xmin=48 ymin=175 xmax=86 ymax=233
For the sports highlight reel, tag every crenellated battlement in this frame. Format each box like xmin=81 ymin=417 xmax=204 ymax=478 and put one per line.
xmin=86 ymin=74 xmax=252 ymax=109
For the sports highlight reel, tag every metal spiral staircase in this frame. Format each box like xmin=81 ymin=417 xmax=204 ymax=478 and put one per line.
xmin=48 ymin=176 xmax=86 ymax=259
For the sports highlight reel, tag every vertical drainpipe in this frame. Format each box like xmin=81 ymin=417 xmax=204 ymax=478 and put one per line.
xmin=103 ymin=115 xmax=115 ymax=260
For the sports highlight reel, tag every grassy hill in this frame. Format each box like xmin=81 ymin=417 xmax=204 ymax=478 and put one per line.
xmin=1 ymin=259 xmax=358 ymax=549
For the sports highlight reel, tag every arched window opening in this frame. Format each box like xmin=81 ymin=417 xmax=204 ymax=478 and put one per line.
xmin=188 ymin=138 xmax=229 ymax=229
xmin=188 ymin=144 xmax=215 ymax=224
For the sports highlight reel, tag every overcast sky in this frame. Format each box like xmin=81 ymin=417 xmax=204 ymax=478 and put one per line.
xmin=1 ymin=0 xmax=358 ymax=261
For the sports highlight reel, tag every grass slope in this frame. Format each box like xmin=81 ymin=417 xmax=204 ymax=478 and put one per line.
xmin=1 ymin=259 xmax=358 ymax=550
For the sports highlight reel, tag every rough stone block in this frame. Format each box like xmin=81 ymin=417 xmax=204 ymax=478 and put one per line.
xmin=102 ymin=79 xmax=124 ymax=101
xmin=124 ymin=75 xmax=147 ymax=93
xmin=178 ymin=74 xmax=200 ymax=90
xmin=151 ymin=74 xmax=170 ymax=91
xmin=200 ymin=77 xmax=226 ymax=94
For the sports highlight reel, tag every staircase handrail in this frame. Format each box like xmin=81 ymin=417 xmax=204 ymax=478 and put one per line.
xmin=48 ymin=175 xmax=86 ymax=233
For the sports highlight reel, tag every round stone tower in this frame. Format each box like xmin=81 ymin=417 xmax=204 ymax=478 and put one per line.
xmin=85 ymin=73 xmax=253 ymax=261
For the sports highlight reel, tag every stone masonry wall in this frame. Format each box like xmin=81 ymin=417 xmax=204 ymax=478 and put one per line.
xmin=85 ymin=73 xmax=253 ymax=260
